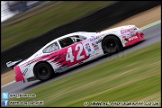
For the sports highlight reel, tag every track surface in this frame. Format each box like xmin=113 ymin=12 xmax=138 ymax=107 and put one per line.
xmin=1 ymin=23 xmax=161 ymax=94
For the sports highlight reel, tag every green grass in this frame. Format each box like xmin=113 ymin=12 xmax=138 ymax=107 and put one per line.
xmin=8 ymin=42 xmax=161 ymax=107
xmin=1 ymin=1 xmax=111 ymax=51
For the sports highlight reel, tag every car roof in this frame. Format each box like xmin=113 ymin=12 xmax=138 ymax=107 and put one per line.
xmin=41 ymin=31 xmax=96 ymax=49
xmin=57 ymin=31 xmax=96 ymax=40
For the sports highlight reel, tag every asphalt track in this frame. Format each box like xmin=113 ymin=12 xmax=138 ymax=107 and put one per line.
xmin=1 ymin=23 xmax=161 ymax=94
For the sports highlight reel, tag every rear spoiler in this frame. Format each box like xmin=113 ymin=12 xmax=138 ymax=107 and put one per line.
xmin=6 ymin=59 xmax=22 ymax=68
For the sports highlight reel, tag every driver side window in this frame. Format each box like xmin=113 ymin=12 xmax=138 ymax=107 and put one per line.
xmin=59 ymin=37 xmax=74 ymax=48
xmin=71 ymin=35 xmax=87 ymax=42
xmin=59 ymin=35 xmax=87 ymax=48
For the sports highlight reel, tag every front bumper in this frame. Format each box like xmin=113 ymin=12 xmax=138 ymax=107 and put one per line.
xmin=124 ymin=32 xmax=144 ymax=46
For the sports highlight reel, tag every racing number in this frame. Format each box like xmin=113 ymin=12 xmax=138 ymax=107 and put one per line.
xmin=76 ymin=44 xmax=85 ymax=60
xmin=66 ymin=47 xmax=74 ymax=62
xmin=66 ymin=43 xmax=85 ymax=62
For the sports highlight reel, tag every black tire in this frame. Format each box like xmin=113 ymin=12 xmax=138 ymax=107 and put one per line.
xmin=102 ymin=36 xmax=123 ymax=55
xmin=34 ymin=62 xmax=54 ymax=81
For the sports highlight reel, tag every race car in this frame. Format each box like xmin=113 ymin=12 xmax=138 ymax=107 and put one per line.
xmin=6 ymin=25 xmax=144 ymax=83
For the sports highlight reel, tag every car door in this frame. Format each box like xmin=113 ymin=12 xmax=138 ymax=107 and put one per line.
xmin=58 ymin=37 xmax=89 ymax=67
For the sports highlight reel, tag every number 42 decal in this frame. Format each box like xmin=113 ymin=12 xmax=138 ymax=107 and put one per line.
xmin=66 ymin=43 xmax=85 ymax=63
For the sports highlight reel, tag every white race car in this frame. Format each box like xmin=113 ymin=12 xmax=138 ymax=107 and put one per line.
xmin=6 ymin=25 xmax=144 ymax=83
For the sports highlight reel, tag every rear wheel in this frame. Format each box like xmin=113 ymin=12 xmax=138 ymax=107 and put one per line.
xmin=102 ymin=36 xmax=123 ymax=55
xmin=34 ymin=62 xmax=54 ymax=81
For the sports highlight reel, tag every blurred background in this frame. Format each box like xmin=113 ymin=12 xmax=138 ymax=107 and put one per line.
xmin=1 ymin=1 xmax=110 ymax=52
xmin=1 ymin=1 xmax=46 ymax=22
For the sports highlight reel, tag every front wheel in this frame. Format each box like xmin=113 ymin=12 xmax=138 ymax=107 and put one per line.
xmin=102 ymin=36 xmax=123 ymax=55
xmin=34 ymin=62 xmax=54 ymax=81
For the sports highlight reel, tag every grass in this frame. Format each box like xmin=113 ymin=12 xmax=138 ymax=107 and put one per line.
xmin=8 ymin=42 xmax=161 ymax=107
xmin=1 ymin=1 xmax=111 ymax=51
